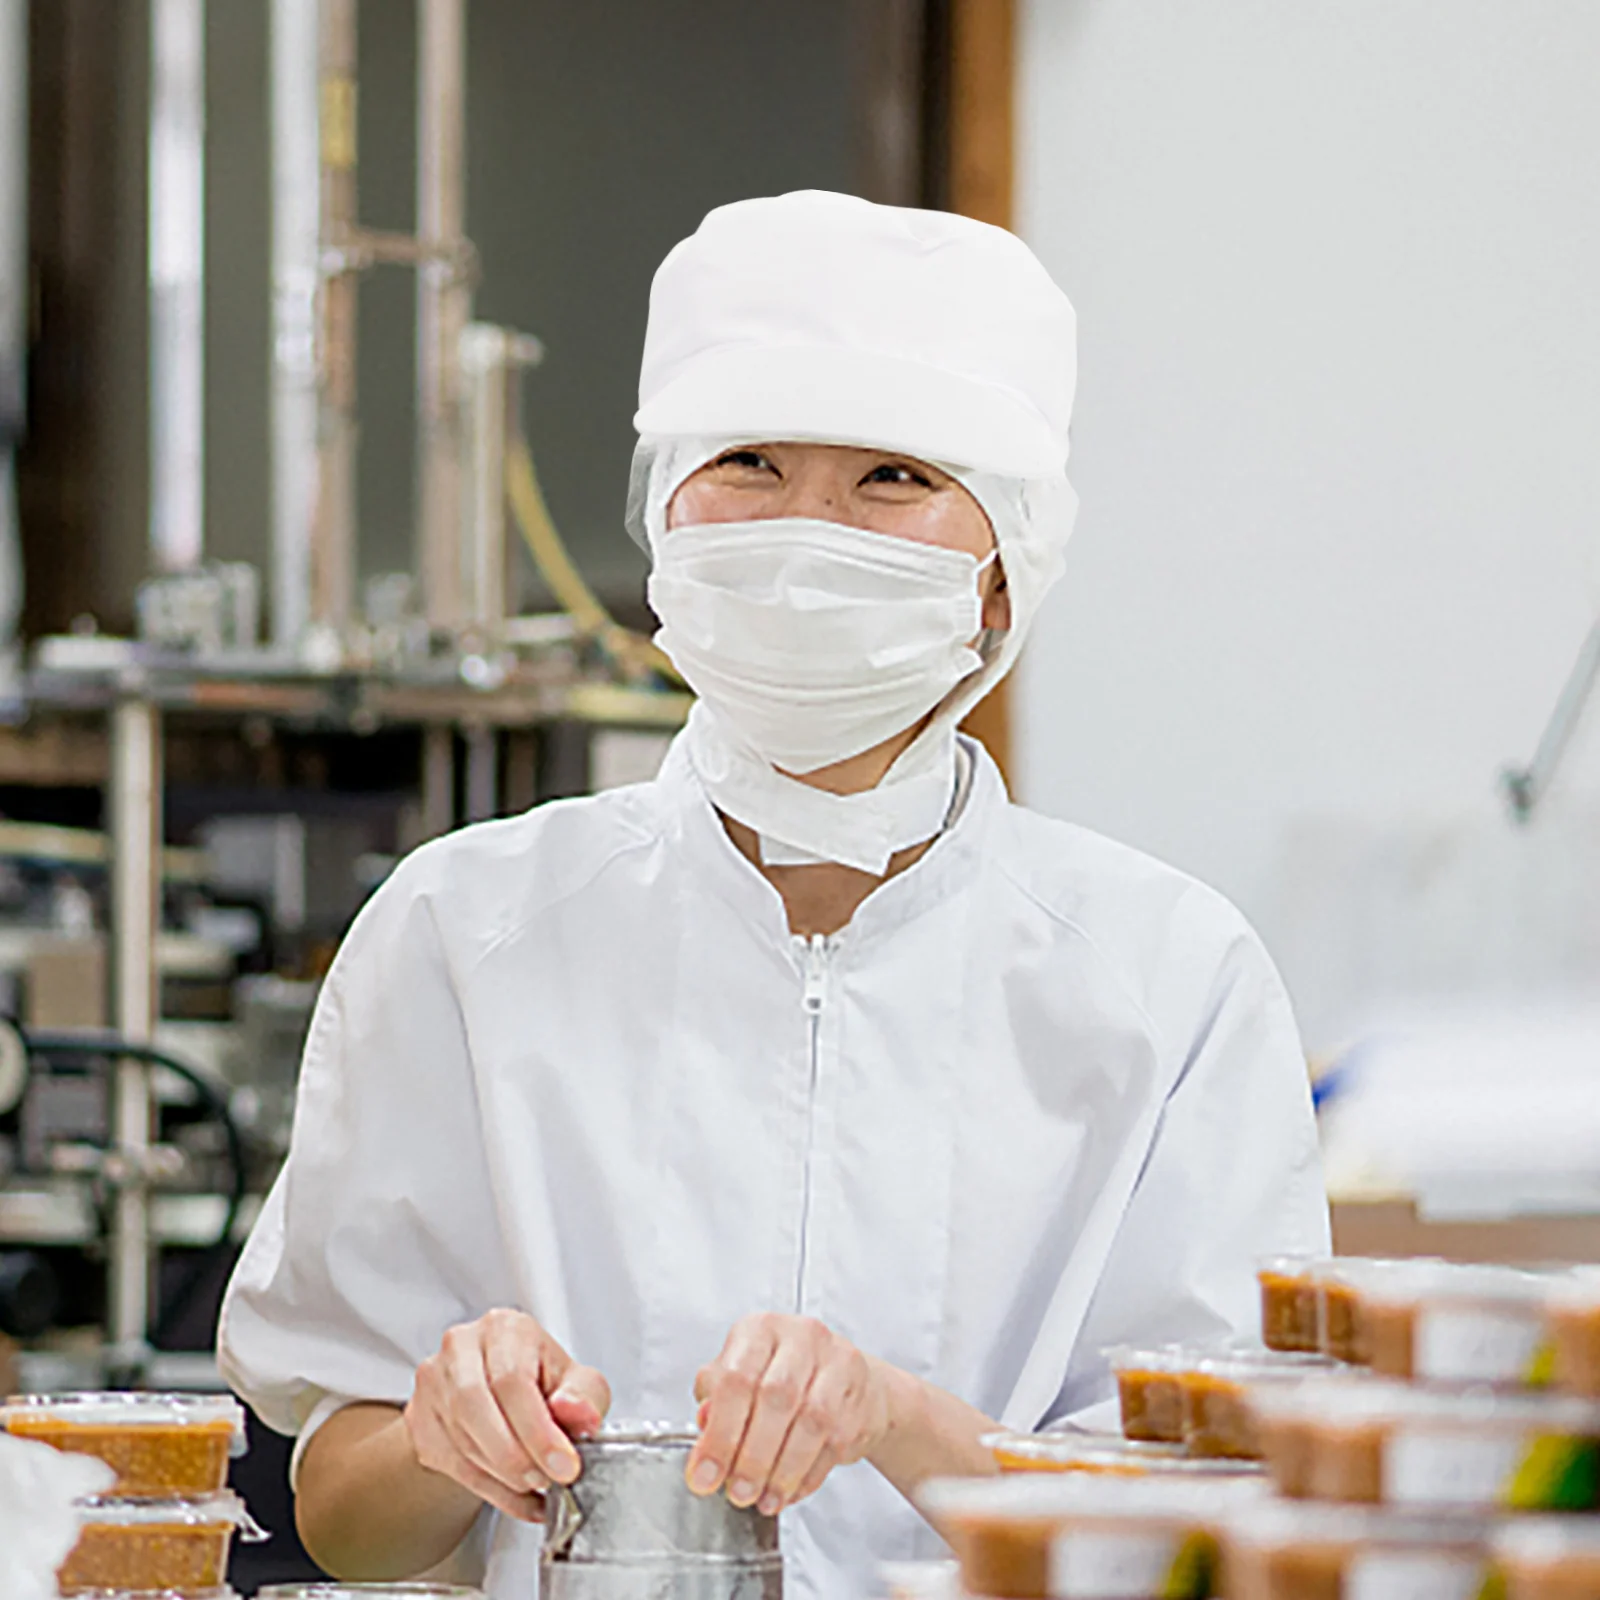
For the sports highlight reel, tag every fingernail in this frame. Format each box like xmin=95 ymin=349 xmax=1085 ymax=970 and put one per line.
xmin=545 ymin=1447 xmax=579 ymax=1483
xmin=729 ymin=1478 xmax=756 ymax=1506
xmin=691 ymin=1459 xmax=720 ymax=1494
xmin=758 ymin=1491 xmax=782 ymax=1516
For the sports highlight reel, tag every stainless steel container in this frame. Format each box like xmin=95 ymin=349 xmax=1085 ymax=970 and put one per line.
xmin=542 ymin=1425 xmax=783 ymax=1600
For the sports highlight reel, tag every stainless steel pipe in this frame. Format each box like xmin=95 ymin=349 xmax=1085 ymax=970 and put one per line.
xmin=147 ymin=0 xmax=206 ymax=575
xmin=270 ymin=0 xmax=322 ymax=652
xmin=108 ymin=696 xmax=162 ymax=1373
xmin=416 ymin=0 xmax=469 ymax=635
xmin=543 ymin=1428 xmax=783 ymax=1600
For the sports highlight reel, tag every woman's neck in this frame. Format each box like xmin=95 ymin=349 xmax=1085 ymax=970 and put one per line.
xmin=718 ymin=718 xmax=942 ymax=937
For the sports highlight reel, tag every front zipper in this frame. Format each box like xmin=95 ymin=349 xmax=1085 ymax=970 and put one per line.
xmin=793 ymin=932 xmax=829 ymax=1313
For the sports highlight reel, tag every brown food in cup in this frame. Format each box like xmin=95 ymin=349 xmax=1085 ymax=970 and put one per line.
xmin=939 ymin=1511 xmax=1055 ymax=1599
xmin=1495 ymin=1519 xmax=1600 ymax=1600
xmin=1224 ymin=1505 xmax=1488 ymax=1600
xmin=1259 ymin=1262 xmax=1322 ymax=1354
xmin=1182 ymin=1370 xmax=1263 ymax=1461
xmin=1363 ymin=1300 xmax=1417 ymax=1382
xmin=920 ymin=1474 xmax=1259 ymax=1600
xmin=1117 ymin=1365 xmax=1186 ymax=1444
xmin=1254 ymin=1411 xmax=1317 ymax=1500
xmin=6 ymin=1414 xmax=236 ymax=1497
xmin=1318 ymin=1279 xmax=1365 ymax=1366
xmin=58 ymin=1521 xmax=232 ymax=1593
xmin=1304 ymin=1417 xmax=1386 ymax=1504
xmin=1226 ymin=1539 xmax=1345 ymax=1600
xmin=1549 ymin=1293 xmax=1600 ymax=1400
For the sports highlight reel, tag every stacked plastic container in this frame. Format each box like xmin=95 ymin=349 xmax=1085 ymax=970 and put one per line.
xmin=908 ymin=1262 xmax=1600 ymax=1600
xmin=1239 ymin=1257 xmax=1600 ymax=1600
xmin=0 ymin=1390 xmax=263 ymax=1597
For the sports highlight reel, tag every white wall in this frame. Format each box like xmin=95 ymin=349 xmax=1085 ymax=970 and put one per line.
xmin=1015 ymin=1 xmax=1600 ymax=1047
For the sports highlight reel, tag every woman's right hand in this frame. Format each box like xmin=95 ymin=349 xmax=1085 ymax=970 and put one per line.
xmin=403 ymin=1308 xmax=612 ymax=1522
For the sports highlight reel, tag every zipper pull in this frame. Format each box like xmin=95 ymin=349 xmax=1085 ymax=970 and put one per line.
xmin=801 ymin=932 xmax=828 ymax=1015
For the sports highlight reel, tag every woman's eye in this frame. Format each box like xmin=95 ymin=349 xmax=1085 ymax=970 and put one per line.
xmin=715 ymin=449 xmax=773 ymax=472
xmin=863 ymin=463 xmax=933 ymax=488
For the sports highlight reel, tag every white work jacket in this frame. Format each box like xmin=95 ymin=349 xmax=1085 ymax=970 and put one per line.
xmin=219 ymin=734 xmax=1328 ymax=1600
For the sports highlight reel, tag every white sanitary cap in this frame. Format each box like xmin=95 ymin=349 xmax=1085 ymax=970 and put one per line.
xmin=626 ymin=190 xmax=1080 ymax=739
xmin=633 ymin=189 xmax=1075 ymax=480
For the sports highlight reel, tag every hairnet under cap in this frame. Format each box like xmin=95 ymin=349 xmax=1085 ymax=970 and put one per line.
xmin=634 ymin=190 xmax=1076 ymax=480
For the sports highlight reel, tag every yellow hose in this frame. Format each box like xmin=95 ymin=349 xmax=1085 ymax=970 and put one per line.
xmin=504 ymin=433 xmax=681 ymax=685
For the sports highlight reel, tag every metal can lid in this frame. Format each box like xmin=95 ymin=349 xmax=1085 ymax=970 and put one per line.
xmin=259 ymin=1589 xmax=486 ymax=1600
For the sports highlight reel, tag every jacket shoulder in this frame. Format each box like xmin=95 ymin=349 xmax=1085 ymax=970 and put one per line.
xmin=350 ymin=781 xmax=668 ymax=965
xmin=991 ymin=802 xmax=1272 ymax=1033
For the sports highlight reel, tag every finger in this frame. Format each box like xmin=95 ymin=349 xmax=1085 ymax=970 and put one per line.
xmin=725 ymin=1337 xmax=825 ymax=1509
xmin=549 ymin=1363 xmax=611 ymax=1440
xmin=481 ymin=1315 xmax=578 ymax=1487
xmin=409 ymin=1378 xmax=549 ymax=1508
xmin=788 ymin=1446 xmax=836 ymax=1508
xmin=446 ymin=1452 xmax=547 ymax=1524
xmin=441 ymin=1328 xmax=548 ymax=1492
xmin=687 ymin=1319 xmax=780 ymax=1497
xmin=761 ymin=1356 xmax=857 ymax=1513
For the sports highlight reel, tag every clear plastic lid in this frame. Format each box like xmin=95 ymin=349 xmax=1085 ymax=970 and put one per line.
xmin=1105 ymin=1344 xmax=1189 ymax=1374
xmin=259 ymin=1590 xmax=486 ymax=1600
xmin=1224 ymin=1500 xmax=1487 ymax=1551
xmin=1356 ymin=1261 xmax=1555 ymax=1309
xmin=66 ymin=1590 xmax=242 ymax=1599
xmin=1192 ymin=1350 xmax=1337 ymax=1382
xmin=1492 ymin=1518 xmax=1600 ymax=1567
xmin=1256 ymin=1255 xmax=1337 ymax=1281
xmin=3 ymin=1390 xmax=246 ymax=1436
xmin=1245 ymin=1375 xmax=1600 ymax=1431
xmin=1106 ymin=1337 xmax=1293 ymax=1374
xmin=1549 ymin=1270 xmax=1600 ymax=1312
xmin=917 ymin=1471 xmax=1266 ymax=1526
xmin=74 ymin=1491 xmax=266 ymax=1539
xmin=985 ymin=1432 xmax=1260 ymax=1476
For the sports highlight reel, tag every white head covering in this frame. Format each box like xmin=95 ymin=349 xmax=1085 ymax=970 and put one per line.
xmin=628 ymin=192 xmax=1079 ymax=870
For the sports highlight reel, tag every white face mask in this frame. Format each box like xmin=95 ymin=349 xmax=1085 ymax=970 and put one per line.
xmin=647 ymin=516 xmax=995 ymax=775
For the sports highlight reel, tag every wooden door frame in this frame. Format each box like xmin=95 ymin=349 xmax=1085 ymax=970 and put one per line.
xmin=946 ymin=0 xmax=1018 ymax=787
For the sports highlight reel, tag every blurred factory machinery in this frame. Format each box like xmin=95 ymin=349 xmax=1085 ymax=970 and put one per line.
xmin=0 ymin=0 xmax=688 ymax=1399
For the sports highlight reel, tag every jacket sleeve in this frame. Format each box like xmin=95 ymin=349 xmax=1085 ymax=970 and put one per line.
xmin=217 ymin=848 xmax=517 ymax=1437
xmin=1045 ymin=899 xmax=1331 ymax=1423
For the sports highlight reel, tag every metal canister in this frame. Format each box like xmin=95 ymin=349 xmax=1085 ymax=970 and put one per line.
xmin=542 ymin=1425 xmax=783 ymax=1600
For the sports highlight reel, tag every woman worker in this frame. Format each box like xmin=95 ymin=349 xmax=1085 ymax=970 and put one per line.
xmin=219 ymin=191 xmax=1329 ymax=1599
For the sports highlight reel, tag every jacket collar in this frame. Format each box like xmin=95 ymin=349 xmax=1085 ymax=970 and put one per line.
xmin=653 ymin=727 xmax=1003 ymax=952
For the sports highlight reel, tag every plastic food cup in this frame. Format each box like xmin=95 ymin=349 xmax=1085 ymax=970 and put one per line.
xmin=1222 ymin=1500 xmax=1489 ymax=1600
xmin=1 ymin=1392 xmax=247 ymax=1497
xmin=1357 ymin=1263 xmax=1559 ymax=1388
xmin=58 ymin=1492 xmax=264 ymax=1594
xmin=1492 ymin=1517 xmax=1600 ymax=1600
xmin=1270 ymin=1378 xmax=1600 ymax=1510
xmin=985 ymin=1431 xmax=1261 ymax=1479
xmin=1242 ymin=1375 xmax=1378 ymax=1500
xmin=1107 ymin=1347 xmax=1190 ymax=1444
xmin=918 ymin=1471 xmax=1264 ymax=1600
xmin=1258 ymin=1258 xmax=1332 ymax=1354
xmin=1313 ymin=1259 xmax=1437 ymax=1367
xmin=1548 ymin=1272 xmax=1600 ymax=1400
xmin=1179 ymin=1352 xmax=1335 ymax=1461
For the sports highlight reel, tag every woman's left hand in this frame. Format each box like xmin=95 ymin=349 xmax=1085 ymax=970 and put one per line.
xmin=686 ymin=1313 xmax=893 ymax=1515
